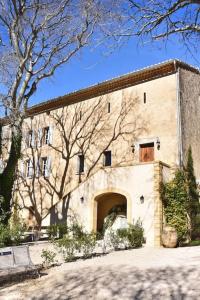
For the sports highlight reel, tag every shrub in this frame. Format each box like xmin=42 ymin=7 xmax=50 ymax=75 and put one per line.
xmin=56 ymin=235 xmax=77 ymax=262
xmin=56 ymin=222 xmax=97 ymax=261
xmin=0 ymin=222 xmax=25 ymax=247
xmin=79 ymin=232 xmax=97 ymax=258
xmin=185 ymin=146 xmax=200 ymax=239
xmin=0 ymin=224 xmax=10 ymax=247
xmin=109 ymin=229 xmax=122 ymax=250
xmin=161 ymin=170 xmax=189 ymax=245
xmin=109 ymin=221 xmax=144 ymax=250
xmin=41 ymin=249 xmax=57 ymax=268
xmin=125 ymin=222 xmax=144 ymax=248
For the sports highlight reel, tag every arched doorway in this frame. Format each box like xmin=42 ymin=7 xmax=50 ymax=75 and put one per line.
xmin=94 ymin=192 xmax=127 ymax=233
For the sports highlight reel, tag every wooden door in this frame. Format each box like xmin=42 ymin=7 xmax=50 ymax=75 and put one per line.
xmin=139 ymin=143 xmax=154 ymax=162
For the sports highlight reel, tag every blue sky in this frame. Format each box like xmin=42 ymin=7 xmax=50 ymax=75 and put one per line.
xmin=30 ymin=36 xmax=200 ymax=107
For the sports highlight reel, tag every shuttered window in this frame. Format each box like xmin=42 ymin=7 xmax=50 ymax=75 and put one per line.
xmin=27 ymin=160 xmax=33 ymax=178
xmin=44 ymin=127 xmax=50 ymax=145
xmin=43 ymin=126 xmax=53 ymax=145
xmin=139 ymin=143 xmax=154 ymax=162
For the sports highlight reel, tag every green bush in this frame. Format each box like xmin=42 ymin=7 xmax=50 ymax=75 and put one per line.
xmin=109 ymin=229 xmax=121 ymax=249
xmin=41 ymin=249 xmax=57 ymax=268
xmin=56 ymin=222 xmax=97 ymax=262
xmin=0 ymin=222 xmax=25 ymax=247
xmin=110 ymin=221 xmax=144 ymax=250
xmin=56 ymin=235 xmax=77 ymax=262
xmin=79 ymin=232 xmax=96 ymax=258
xmin=161 ymin=170 xmax=189 ymax=245
xmin=0 ymin=224 xmax=10 ymax=247
xmin=185 ymin=146 xmax=200 ymax=239
xmin=125 ymin=222 xmax=144 ymax=248
xmin=187 ymin=240 xmax=200 ymax=247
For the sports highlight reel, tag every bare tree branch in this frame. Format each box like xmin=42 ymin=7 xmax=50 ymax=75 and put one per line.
xmin=125 ymin=0 xmax=200 ymax=59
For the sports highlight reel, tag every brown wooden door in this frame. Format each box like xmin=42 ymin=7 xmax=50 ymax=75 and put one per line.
xmin=139 ymin=143 xmax=154 ymax=162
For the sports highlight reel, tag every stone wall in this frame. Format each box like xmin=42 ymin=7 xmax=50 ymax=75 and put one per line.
xmin=179 ymin=69 xmax=200 ymax=180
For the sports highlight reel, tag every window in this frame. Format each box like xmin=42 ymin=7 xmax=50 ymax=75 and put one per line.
xmin=143 ymin=92 xmax=146 ymax=104
xmin=37 ymin=128 xmax=43 ymax=147
xmin=103 ymin=151 xmax=112 ymax=166
xmin=108 ymin=102 xmax=111 ymax=113
xmin=42 ymin=157 xmax=48 ymax=177
xmin=139 ymin=143 xmax=154 ymax=162
xmin=77 ymin=154 xmax=84 ymax=173
xmin=44 ymin=127 xmax=50 ymax=145
xmin=27 ymin=160 xmax=33 ymax=178
xmin=27 ymin=130 xmax=34 ymax=147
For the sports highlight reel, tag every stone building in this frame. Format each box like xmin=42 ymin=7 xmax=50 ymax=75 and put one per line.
xmin=1 ymin=59 xmax=200 ymax=247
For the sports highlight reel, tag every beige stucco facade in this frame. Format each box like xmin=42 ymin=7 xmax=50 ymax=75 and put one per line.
xmin=1 ymin=59 xmax=200 ymax=247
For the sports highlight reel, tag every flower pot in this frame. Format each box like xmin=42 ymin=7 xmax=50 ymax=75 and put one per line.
xmin=162 ymin=226 xmax=178 ymax=248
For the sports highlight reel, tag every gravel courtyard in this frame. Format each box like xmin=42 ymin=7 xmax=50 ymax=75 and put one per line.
xmin=1 ymin=246 xmax=200 ymax=300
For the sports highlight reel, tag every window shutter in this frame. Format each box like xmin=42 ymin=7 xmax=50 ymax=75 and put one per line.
xmin=38 ymin=128 xmax=42 ymax=147
xmin=46 ymin=157 xmax=51 ymax=177
xmin=48 ymin=126 xmax=53 ymax=145
xmin=31 ymin=131 xmax=35 ymax=147
xmin=36 ymin=159 xmax=40 ymax=177
xmin=77 ymin=156 xmax=80 ymax=174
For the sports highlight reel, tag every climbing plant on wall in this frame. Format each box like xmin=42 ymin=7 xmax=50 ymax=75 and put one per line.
xmin=161 ymin=170 xmax=189 ymax=244
xmin=161 ymin=147 xmax=200 ymax=244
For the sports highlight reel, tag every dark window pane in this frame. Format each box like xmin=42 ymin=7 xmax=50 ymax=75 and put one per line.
xmin=104 ymin=151 xmax=111 ymax=166
xmin=108 ymin=102 xmax=111 ymax=113
xmin=144 ymin=92 xmax=146 ymax=104
xmin=78 ymin=154 xmax=84 ymax=173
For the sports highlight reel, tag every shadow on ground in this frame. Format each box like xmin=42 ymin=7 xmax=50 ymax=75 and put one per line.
xmin=11 ymin=264 xmax=200 ymax=300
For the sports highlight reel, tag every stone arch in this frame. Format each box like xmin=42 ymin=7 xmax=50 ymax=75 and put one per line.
xmin=90 ymin=188 xmax=132 ymax=232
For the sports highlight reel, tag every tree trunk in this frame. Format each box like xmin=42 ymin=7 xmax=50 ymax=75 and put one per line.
xmin=0 ymin=123 xmax=22 ymax=224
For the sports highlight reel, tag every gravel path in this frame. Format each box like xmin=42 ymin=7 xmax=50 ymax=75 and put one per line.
xmin=1 ymin=246 xmax=200 ymax=299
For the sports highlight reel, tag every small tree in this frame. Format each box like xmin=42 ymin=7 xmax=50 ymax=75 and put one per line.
xmin=161 ymin=170 xmax=189 ymax=245
xmin=185 ymin=146 xmax=200 ymax=239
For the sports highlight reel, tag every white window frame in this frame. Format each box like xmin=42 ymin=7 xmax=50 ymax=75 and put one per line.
xmin=44 ymin=127 xmax=50 ymax=145
xmin=42 ymin=157 xmax=51 ymax=177
xmin=27 ymin=130 xmax=35 ymax=148
xmin=27 ymin=159 xmax=33 ymax=178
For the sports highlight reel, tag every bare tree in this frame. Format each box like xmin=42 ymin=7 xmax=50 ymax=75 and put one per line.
xmin=0 ymin=0 xmax=126 ymax=221
xmin=14 ymin=93 xmax=145 ymax=229
xmin=126 ymin=0 xmax=200 ymax=58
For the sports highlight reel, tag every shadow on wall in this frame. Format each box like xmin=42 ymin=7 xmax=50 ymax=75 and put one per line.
xmin=49 ymin=193 xmax=71 ymax=225
xmin=18 ymin=265 xmax=200 ymax=299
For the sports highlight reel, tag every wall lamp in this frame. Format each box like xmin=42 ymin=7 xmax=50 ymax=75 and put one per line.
xmin=156 ymin=138 xmax=160 ymax=150
xmin=80 ymin=196 xmax=84 ymax=203
xmin=131 ymin=144 xmax=135 ymax=153
xmin=140 ymin=195 xmax=144 ymax=204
